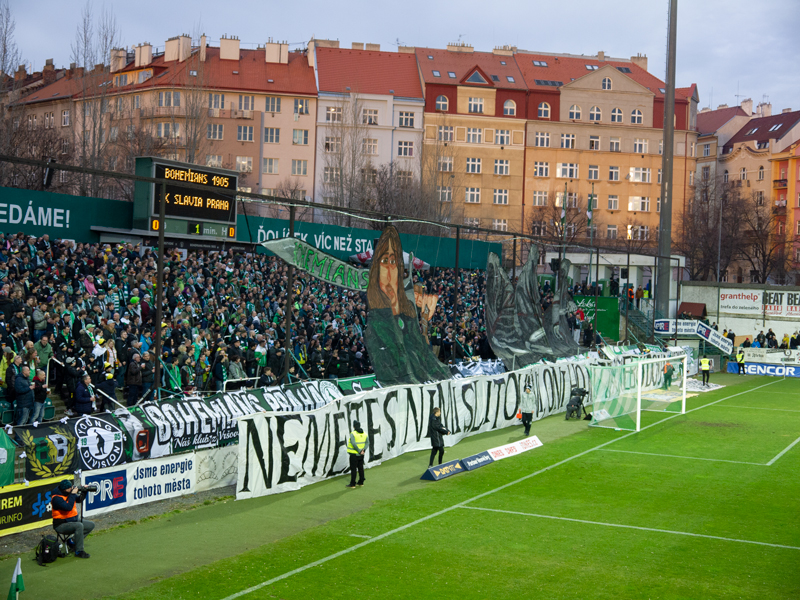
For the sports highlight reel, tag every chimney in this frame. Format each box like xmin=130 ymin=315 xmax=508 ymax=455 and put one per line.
xmin=492 ymin=45 xmax=514 ymax=56
xmin=311 ymin=38 xmax=339 ymax=49
xmin=14 ymin=64 xmax=26 ymax=81
xmin=351 ymin=42 xmax=364 ymax=50
xmin=93 ymin=63 xmax=105 ymax=74
xmin=630 ymin=53 xmax=647 ymax=71
xmin=220 ymin=35 xmax=240 ymax=61
xmin=178 ymin=35 xmax=191 ymax=61
xmin=757 ymin=102 xmax=772 ymax=117
xmin=165 ymin=36 xmax=179 ymax=62
xmin=716 ymin=104 xmax=728 ymax=110
xmin=782 ymin=108 xmax=793 ymax=114
xmin=307 ymin=39 xmax=316 ymax=68
xmin=75 ymin=67 xmax=84 ymax=78
xmin=398 ymin=46 xmax=415 ymax=53
xmin=43 ymin=58 xmax=56 ymax=84
xmin=597 ymin=51 xmax=605 ymax=62
xmin=135 ymin=43 xmax=153 ymax=67
xmin=265 ymin=39 xmax=289 ymax=64
xmin=699 ymin=107 xmax=711 ymax=113
xmin=199 ymin=34 xmax=207 ymax=62
xmin=446 ymin=42 xmax=473 ymax=53
xmin=110 ymin=48 xmax=126 ymax=73
xmin=365 ymin=43 xmax=380 ymax=51
xmin=740 ymin=98 xmax=753 ymax=116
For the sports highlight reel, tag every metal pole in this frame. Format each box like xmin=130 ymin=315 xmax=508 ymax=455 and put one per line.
xmin=454 ymin=226 xmax=461 ymax=335
xmin=656 ymin=0 xmax=678 ymax=319
xmin=153 ymin=181 xmax=166 ymax=398
xmin=716 ymin=190 xmax=724 ymax=326
xmin=651 ymin=255 xmax=657 ymax=342
xmin=588 ymin=183 xmax=594 ymax=287
xmin=512 ymin=237 xmax=517 ymax=281
xmin=592 ymin=245 xmax=599 ymax=348
xmin=559 ymin=181 xmax=567 ymax=289
xmin=625 ymin=251 xmax=631 ymax=344
xmin=283 ymin=205 xmax=296 ymax=384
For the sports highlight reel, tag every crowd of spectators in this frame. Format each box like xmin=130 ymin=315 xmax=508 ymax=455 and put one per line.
xmin=0 ymin=232 xmax=503 ymax=425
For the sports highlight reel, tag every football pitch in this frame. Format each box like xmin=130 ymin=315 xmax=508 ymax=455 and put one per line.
xmin=23 ymin=375 xmax=800 ymax=599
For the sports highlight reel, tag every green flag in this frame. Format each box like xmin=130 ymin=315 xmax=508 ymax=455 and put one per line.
xmin=7 ymin=558 xmax=24 ymax=600
xmin=0 ymin=432 xmax=14 ymax=488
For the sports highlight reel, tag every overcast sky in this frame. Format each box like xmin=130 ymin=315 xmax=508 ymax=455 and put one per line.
xmin=9 ymin=0 xmax=799 ymax=114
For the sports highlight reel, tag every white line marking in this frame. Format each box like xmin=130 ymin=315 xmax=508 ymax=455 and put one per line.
xmin=766 ymin=435 xmax=800 ymax=466
xmin=600 ymin=448 xmax=766 ymax=466
xmin=219 ymin=379 xmax=783 ymax=600
xmin=717 ymin=405 xmax=800 ymax=413
xmin=459 ymin=506 xmax=800 ymax=551
xmin=348 ymin=534 xmax=372 ymax=539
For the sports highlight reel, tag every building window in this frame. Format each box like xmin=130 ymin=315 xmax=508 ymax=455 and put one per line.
xmin=723 ymin=170 xmax=729 ymax=183
xmin=492 ymin=219 xmax=508 ymax=231
xmin=607 ymin=195 xmax=619 ymax=210
xmin=606 ymin=224 xmax=618 ymax=239
xmin=61 ymin=110 xmax=70 ymax=126
xmin=464 ymin=217 xmax=480 ymax=231
xmin=363 ymin=138 xmax=378 ymax=154
xmin=758 ymin=166 xmax=764 ymax=180
xmin=432 ymin=70 xmax=440 ymax=77
xmin=657 ymin=197 xmax=661 ymax=212
xmin=631 ymin=109 xmax=643 ymax=124
xmin=555 ymin=192 xmax=577 ymax=208
xmin=611 ymin=108 xmax=622 ymax=123
xmin=701 ymin=166 xmax=710 ymax=180
xmin=207 ymin=123 xmax=223 ymax=140
xmin=326 ymin=106 xmax=342 ymax=123
xmin=323 ymin=167 xmax=341 ymax=183
xmin=534 ymin=132 xmax=549 ymax=147
xmin=157 ymin=122 xmax=179 ymax=138
xmin=61 ymin=139 xmax=69 ymax=154
xmin=265 ymin=96 xmax=281 ymax=112
xmin=532 ymin=191 xmax=547 ymax=206
xmin=466 ymin=128 xmax=482 ymax=143
xmin=531 ymin=221 xmax=546 ymax=236
xmin=493 ymin=189 xmax=509 ymax=205
xmin=628 ymin=196 xmax=650 ymax=212
xmin=238 ymin=95 xmax=254 ymax=111
xmin=588 ymin=165 xmax=599 ymax=180
xmin=206 ymin=93 xmax=224 ymax=109
xmin=237 ymin=126 xmax=254 ymax=142
xmin=633 ymin=138 xmax=648 ymax=153
xmin=495 ymin=130 xmax=510 ymax=145
xmin=739 ymin=167 xmax=747 ymax=180
xmin=568 ymin=105 xmax=581 ymax=120
xmin=291 ymin=159 xmax=308 ymax=176
xmin=609 ymin=166 xmax=620 ymax=181
xmin=533 ymin=161 xmax=549 ymax=177
xmin=589 ymin=135 xmax=600 ymax=150
xmin=438 ymin=126 xmax=454 ymax=141
xmin=264 ymin=127 xmax=280 ymax=144
xmin=158 ymin=91 xmax=180 ymax=107
xmin=398 ymin=140 xmax=414 ymax=157
xmin=466 ymin=158 xmax=482 ymax=174
xmin=438 ymin=156 xmax=453 ymax=172
xmin=538 ymin=102 xmax=550 ymax=118
xmin=689 ymin=171 xmax=694 ymax=186
xmin=362 ymin=108 xmax=379 ymax=125
xmin=465 ymin=188 xmax=481 ymax=203
xmin=561 ymin=133 xmax=575 ymax=149
xmin=292 ymin=129 xmax=309 ymax=145
xmin=609 ymin=137 xmax=620 ymax=152
xmin=262 ymin=158 xmax=279 ymax=174
xmin=468 ymin=97 xmax=484 ymax=114
xmin=437 ymin=186 xmax=452 ymax=202
xmin=627 ymin=225 xmax=649 ymax=240
xmin=602 ymin=77 xmax=612 ymax=90
xmin=589 ymin=106 xmax=601 ymax=122
xmin=325 ymin=136 xmax=342 ymax=153
xmin=557 ymin=163 xmax=578 ymax=178
xmin=630 ymin=167 xmax=651 ymax=183
xmin=399 ymin=111 xmax=414 ymax=128
xmin=503 ymin=100 xmax=516 ymax=116
xmin=658 ymin=168 xmax=663 ymax=183
xmin=690 ymin=142 xmax=696 ymax=157
xmin=294 ymin=99 xmax=309 ymax=115
xmin=435 ymin=95 xmax=449 ymax=111
xmin=495 ymin=159 xmax=510 ymax=175
xmin=236 ymin=156 xmax=252 ymax=172
xmin=703 ymin=143 xmax=710 ymax=157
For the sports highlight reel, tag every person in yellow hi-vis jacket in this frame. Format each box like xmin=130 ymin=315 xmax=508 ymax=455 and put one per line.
xmin=346 ymin=420 xmax=368 ymax=488
xmin=736 ymin=349 xmax=745 ymax=375
xmin=700 ymin=355 xmax=711 ymax=387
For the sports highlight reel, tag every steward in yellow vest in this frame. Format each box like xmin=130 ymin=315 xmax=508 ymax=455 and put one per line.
xmin=700 ymin=357 xmax=711 ymax=387
xmin=346 ymin=420 xmax=368 ymax=488
xmin=736 ymin=350 xmax=745 ymax=375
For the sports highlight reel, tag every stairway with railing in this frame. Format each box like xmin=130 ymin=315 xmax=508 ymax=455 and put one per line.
xmin=618 ymin=297 xmax=668 ymax=349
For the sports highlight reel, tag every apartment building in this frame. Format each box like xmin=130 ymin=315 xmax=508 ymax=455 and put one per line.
xmin=312 ymin=42 xmax=425 ymax=207
xmin=517 ymin=50 xmax=698 ymax=246
xmin=771 ymin=141 xmax=800 ymax=278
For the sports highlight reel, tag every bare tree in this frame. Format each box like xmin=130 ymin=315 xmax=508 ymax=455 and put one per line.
xmin=737 ymin=190 xmax=796 ymax=284
xmin=527 ymin=189 xmax=594 ymax=259
xmin=0 ymin=0 xmax=21 ymax=183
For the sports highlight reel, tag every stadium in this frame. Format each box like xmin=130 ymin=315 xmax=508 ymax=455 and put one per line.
xmin=0 ymin=2 xmax=798 ymax=599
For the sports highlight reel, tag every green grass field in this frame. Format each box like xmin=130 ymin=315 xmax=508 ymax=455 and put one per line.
xmin=19 ymin=374 xmax=800 ymax=599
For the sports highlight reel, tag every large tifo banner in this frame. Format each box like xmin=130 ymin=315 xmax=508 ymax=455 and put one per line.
xmin=236 ymin=361 xmax=590 ymax=500
xmin=719 ymin=288 xmax=800 ymax=318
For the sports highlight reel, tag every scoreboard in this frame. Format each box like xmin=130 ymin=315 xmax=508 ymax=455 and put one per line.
xmin=134 ymin=157 xmax=239 ymax=240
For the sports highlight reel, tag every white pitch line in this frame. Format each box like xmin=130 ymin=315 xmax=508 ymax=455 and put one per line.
xmin=718 ymin=405 xmax=800 ymax=413
xmin=219 ymin=378 xmax=783 ymax=600
xmin=600 ymin=448 xmax=766 ymax=466
xmin=348 ymin=534 xmax=372 ymax=539
xmin=766 ymin=435 xmax=800 ymax=466
xmin=459 ymin=506 xmax=800 ymax=551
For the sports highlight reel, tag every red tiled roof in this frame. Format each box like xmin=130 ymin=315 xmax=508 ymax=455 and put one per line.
xmin=414 ymin=48 xmax=527 ymax=90
xmin=16 ymin=72 xmax=102 ymax=105
xmin=696 ymin=106 xmax=748 ymax=136
xmin=676 ymin=84 xmax=698 ymax=101
xmin=316 ymin=47 xmax=423 ymax=98
xmin=514 ymin=53 xmax=673 ymax=99
xmin=724 ymin=110 xmax=800 ymax=149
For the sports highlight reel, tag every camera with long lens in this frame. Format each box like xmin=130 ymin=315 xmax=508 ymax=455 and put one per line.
xmin=77 ymin=484 xmax=98 ymax=494
xmin=565 ymin=387 xmax=589 ymax=420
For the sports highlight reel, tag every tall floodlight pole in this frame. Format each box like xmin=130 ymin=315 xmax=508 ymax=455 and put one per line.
xmin=656 ymin=0 xmax=678 ymax=318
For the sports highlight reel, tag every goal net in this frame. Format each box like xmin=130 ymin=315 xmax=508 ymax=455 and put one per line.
xmin=589 ymin=354 xmax=687 ymax=432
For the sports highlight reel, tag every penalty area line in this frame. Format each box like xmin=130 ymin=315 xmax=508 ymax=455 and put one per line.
xmin=599 ymin=448 xmax=766 ymax=466
xmin=767 ymin=435 xmax=800 ymax=466
xmin=459 ymin=506 xmax=800 ymax=551
xmin=218 ymin=378 xmax=783 ymax=600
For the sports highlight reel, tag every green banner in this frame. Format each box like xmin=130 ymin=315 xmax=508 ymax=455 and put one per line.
xmin=0 ymin=187 xmax=132 ymax=242
xmin=0 ymin=431 xmax=14 ymax=488
xmin=262 ymin=238 xmax=369 ymax=291
xmin=575 ymin=295 xmax=620 ymax=342
xmin=237 ymin=214 xmax=501 ymax=269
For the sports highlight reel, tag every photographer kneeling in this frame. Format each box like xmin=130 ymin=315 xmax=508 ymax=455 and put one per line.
xmin=52 ymin=480 xmax=95 ymax=559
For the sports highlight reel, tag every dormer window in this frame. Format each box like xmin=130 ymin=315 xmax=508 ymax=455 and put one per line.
xmin=466 ymin=71 xmax=488 ymax=84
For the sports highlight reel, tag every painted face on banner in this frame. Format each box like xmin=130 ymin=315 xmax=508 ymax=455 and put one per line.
xmin=379 ymin=241 xmax=399 ymax=315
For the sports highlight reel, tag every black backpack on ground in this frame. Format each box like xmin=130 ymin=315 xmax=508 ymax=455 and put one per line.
xmin=35 ymin=534 xmax=64 ymax=566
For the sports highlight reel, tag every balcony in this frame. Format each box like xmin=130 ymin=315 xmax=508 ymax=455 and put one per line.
xmin=230 ymin=108 xmax=253 ymax=120
xmin=774 ymin=179 xmax=788 ymax=189
xmin=157 ymin=135 xmax=185 ymax=147
xmin=141 ymin=106 xmax=186 ymax=118
xmin=773 ymin=200 xmax=787 ymax=215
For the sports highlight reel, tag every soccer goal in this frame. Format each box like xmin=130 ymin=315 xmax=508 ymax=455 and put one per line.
xmin=588 ymin=354 xmax=687 ymax=432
